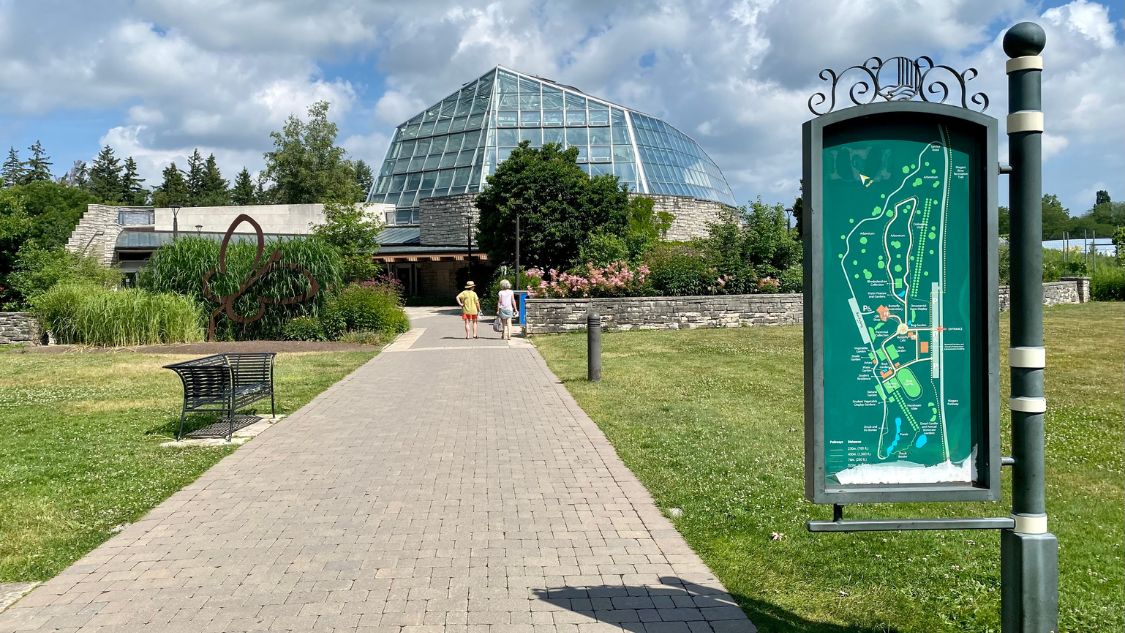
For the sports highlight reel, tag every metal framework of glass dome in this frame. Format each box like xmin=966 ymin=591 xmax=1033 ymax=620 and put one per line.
xmin=367 ymin=66 xmax=735 ymax=222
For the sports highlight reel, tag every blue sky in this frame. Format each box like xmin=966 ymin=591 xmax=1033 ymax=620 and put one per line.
xmin=1 ymin=0 xmax=1121 ymax=216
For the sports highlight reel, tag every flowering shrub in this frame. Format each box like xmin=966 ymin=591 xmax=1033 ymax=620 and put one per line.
xmin=524 ymin=262 xmax=650 ymax=298
xmin=358 ymin=274 xmax=405 ymax=305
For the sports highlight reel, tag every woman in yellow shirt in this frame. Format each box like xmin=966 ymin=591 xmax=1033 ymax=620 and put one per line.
xmin=455 ymin=281 xmax=481 ymax=339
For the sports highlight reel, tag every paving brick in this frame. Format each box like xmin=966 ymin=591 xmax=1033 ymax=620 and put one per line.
xmin=0 ymin=308 xmax=755 ymax=632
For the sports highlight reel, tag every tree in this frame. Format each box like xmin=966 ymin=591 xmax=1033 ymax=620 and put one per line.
xmin=1096 ymin=190 xmax=1111 ymax=206
xmin=185 ymin=149 xmax=206 ymax=205
xmin=231 ymin=168 xmax=256 ymax=205
xmin=120 ymin=157 xmax=147 ymax=205
xmin=792 ymin=194 xmax=804 ymax=239
xmin=61 ymin=160 xmax=88 ymax=188
xmin=197 ymin=154 xmax=230 ymax=206
xmin=1040 ymin=194 xmax=1070 ymax=240
xmin=312 ymin=202 xmax=383 ymax=282
xmin=261 ymin=100 xmax=360 ymax=204
xmin=354 ymin=159 xmax=374 ymax=202
xmin=1113 ymin=226 xmax=1125 ymax=266
xmin=86 ymin=145 xmax=124 ymax=203
xmin=998 ymin=205 xmax=1010 ymax=236
xmin=151 ymin=162 xmax=190 ymax=208
xmin=0 ymin=181 xmax=98 ymax=307
xmin=24 ymin=141 xmax=52 ymax=183
xmin=476 ymin=142 xmax=629 ymax=270
xmin=742 ymin=198 xmax=801 ymax=278
xmin=2 ymin=147 xmax=25 ymax=187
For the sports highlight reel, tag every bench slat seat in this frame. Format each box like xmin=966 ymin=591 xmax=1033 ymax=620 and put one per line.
xmin=164 ymin=352 xmax=276 ymax=441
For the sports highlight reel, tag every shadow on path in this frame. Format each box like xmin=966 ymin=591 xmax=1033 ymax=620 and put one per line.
xmin=534 ymin=577 xmax=897 ymax=633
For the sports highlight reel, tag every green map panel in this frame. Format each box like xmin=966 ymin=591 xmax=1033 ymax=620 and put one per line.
xmin=821 ymin=119 xmax=978 ymax=486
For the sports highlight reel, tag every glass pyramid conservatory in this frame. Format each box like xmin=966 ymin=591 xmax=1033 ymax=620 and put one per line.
xmin=367 ymin=67 xmax=735 ymax=220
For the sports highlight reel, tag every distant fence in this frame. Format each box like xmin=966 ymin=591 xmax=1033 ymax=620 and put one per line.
xmin=524 ymin=278 xmax=1090 ymax=334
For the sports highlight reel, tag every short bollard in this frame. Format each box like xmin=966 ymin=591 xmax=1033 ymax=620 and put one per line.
xmin=587 ymin=311 xmax=602 ymax=382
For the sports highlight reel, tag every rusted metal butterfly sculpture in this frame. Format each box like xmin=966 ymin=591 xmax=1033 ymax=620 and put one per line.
xmin=202 ymin=214 xmax=319 ymax=341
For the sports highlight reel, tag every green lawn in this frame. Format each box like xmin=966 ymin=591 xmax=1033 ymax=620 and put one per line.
xmin=535 ymin=302 xmax=1124 ymax=633
xmin=0 ymin=348 xmax=376 ymax=582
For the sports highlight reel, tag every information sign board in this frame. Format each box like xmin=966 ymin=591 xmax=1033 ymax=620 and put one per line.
xmin=803 ymin=102 xmax=1000 ymax=504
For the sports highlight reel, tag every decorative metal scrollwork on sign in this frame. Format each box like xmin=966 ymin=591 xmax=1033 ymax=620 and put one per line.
xmin=808 ymin=56 xmax=989 ymax=115
xmin=202 ymin=214 xmax=319 ymax=341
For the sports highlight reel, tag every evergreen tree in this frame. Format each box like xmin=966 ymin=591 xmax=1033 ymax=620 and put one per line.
xmin=120 ymin=157 xmax=147 ymax=205
xmin=185 ymin=149 xmax=205 ymax=205
xmin=230 ymin=168 xmax=256 ymax=205
xmin=86 ymin=145 xmax=124 ymax=203
xmin=61 ymin=160 xmax=88 ymax=188
xmin=24 ymin=141 xmax=52 ymax=183
xmin=197 ymin=153 xmax=229 ymax=206
xmin=1096 ymin=190 xmax=1111 ymax=206
xmin=151 ymin=162 xmax=190 ymax=208
xmin=354 ymin=159 xmax=374 ymax=202
xmin=2 ymin=147 xmax=25 ymax=187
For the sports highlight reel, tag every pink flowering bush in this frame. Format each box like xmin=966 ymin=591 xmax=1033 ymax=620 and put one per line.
xmin=524 ymin=261 xmax=650 ymax=298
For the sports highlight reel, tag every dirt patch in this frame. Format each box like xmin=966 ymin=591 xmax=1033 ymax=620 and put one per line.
xmin=13 ymin=341 xmax=380 ymax=355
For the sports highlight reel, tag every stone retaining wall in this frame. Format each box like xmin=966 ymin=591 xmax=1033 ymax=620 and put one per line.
xmin=526 ymin=278 xmax=1091 ymax=334
xmin=998 ymin=277 xmax=1089 ymax=311
xmin=635 ymin=194 xmax=728 ymax=241
xmin=0 ymin=312 xmax=40 ymax=345
xmin=525 ymin=294 xmax=803 ymax=334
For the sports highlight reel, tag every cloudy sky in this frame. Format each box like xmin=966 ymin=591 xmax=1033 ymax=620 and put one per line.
xmin=1 ymin=0 xmax=1121 ymax=215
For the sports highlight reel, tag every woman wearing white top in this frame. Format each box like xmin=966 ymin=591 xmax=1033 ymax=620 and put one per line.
xmin=496 ymin=279 xmax=516 ymax=340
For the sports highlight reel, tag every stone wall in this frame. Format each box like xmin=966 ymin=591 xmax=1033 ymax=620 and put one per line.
xmin=419 ymin=194 xmax=479 ymax=245
xmin=526 ymin=279 xmax=1092 ymax=334
xmin=637 ymin=194 xmax=728 ymax=241
xmin=0 ymin=312 xmax=40 ymax=345
xmin=525 ymin=294 xmax=804 ymax=334
xmin=998 ymin=277 xmax=1089 ymax=311
xmin=64 ymin=204 xmax=122 ymax=266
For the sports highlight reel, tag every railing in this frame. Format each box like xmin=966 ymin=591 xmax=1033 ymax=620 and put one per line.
xmin=117 ymin=209 xmax=155 ymax=226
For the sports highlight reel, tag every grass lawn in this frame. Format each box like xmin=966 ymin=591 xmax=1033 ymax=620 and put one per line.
xmin=0 ymin=348 xmax=376 ymax=583
xmin=535 ymin=302 xmax=1123 ymax=633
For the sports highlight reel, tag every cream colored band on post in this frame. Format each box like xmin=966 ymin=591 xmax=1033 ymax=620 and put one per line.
xmin=1010 ymin=396 xmax=1047 ymax=413
xmin=1006 ymin=56 xmax=1044 ymax=73
xmin=1013 ymin=514 xmax=1048 ymax=534
xmin=1009 ymin=346 xmax=1046 ymax=368
xmin=1007 ymin=111 xmax=1044 ymax=134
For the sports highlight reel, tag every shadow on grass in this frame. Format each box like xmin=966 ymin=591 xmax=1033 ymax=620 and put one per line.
xmin=144 ymin=408 xmax=269 ymax=439
xmin=532 ymin=577 xmax=896 ymax=633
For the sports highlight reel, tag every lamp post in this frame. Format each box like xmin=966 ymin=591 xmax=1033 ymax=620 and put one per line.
xmin=463 ymin=210 xmax=474 ymax=280
xmin=171 ymin=205 xmax=181 ymax=241
xmin=195 ymin=224 xmax=203 ymax=235
xmin=515 ymin=212 xmax=521 ymax=290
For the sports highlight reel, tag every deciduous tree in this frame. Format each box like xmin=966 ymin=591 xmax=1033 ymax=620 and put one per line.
xmin=475 ymin=142 xmax=629 ymax=270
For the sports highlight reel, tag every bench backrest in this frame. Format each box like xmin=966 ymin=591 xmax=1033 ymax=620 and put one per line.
xmin=165 ymin=355 xmax=233 ymax=406
xmin=224 ymin=353 xmax=275 ymax=388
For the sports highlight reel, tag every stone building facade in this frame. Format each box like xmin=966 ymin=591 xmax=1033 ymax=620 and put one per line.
xmin=640 ymin=194 xmax=729 ymax=241
xmin=419 ymin=194 xmax=480 ymax=246
xmin=64 ymin=204 xmax=124 ymax=266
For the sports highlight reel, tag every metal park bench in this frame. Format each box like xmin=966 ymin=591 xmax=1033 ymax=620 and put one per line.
xmin=164 ymin=353 xmax=276 ymax=441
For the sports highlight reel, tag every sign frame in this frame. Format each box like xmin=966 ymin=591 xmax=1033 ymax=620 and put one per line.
xmin=802 ymin=100 xmax=1000 ymax=505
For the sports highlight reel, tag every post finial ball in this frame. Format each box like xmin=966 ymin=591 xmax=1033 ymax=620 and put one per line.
xmin=1004 ymin=22 xmax=1046 ymax=58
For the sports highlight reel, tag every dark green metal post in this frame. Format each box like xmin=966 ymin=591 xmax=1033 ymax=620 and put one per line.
xmin=1001 ymin=22 xmax=1058 ymax=633
xmin=587 ymin=311 xmax=601 ymax=382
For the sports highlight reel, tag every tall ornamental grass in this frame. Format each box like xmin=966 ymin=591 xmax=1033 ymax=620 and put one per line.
xmin=32 ymin=283 xmax=204 ymax=346
xmin=138 ymin=236 xmax=344 ymax=340
xmin=1090 ymin=266 xmax=1125 ymax=301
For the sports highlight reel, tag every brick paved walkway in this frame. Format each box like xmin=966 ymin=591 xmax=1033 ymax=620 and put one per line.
xmin=0 ymin=307 xmax=756 ymax=633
